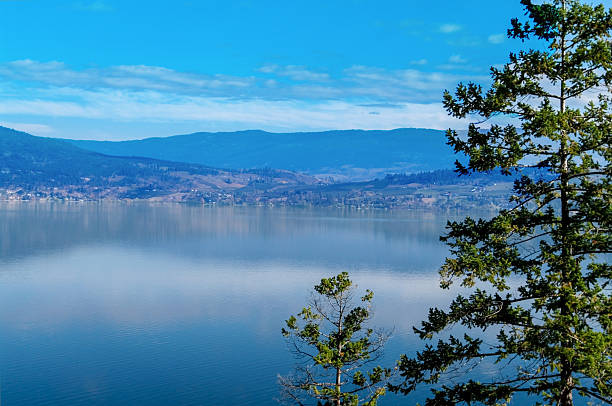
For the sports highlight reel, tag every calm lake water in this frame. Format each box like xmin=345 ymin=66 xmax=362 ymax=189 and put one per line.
xmin=0 ymin=202 xmax=472 ymax=405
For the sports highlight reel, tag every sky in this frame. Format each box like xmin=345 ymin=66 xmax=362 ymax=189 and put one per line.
xmin=0 ymin=0 xmax=609 ymax=140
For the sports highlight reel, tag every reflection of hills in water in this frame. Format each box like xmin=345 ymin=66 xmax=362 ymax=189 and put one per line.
xmin=0 ymin=202 xmax=480 ymax=272
xmin=0 ymin=202 xmax=497 ymax=406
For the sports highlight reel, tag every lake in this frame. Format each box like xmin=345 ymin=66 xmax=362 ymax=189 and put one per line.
xmin=0 ymin=202 xmax=471 ymax=405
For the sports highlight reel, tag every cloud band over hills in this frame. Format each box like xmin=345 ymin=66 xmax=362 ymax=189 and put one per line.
xmin=0 ymin=60 xmax=482 ymax=140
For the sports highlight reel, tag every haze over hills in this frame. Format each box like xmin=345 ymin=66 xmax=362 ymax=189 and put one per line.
xmin=68 ymin=128 xmax=461 ymax=181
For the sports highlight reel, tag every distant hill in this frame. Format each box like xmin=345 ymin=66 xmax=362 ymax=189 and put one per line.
xmin=0 ymin=126 xmax=521 ymax=209
xmin=68 ymin=128 xmax=461 ymax=181
xmin=252 ymin=169 xmax=528 ymax=210
xmin=0 ymin=126 xmax=317 ymax=201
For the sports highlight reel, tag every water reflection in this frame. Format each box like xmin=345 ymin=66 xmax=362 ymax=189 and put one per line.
xmin=1 ymin=202 xmax=455 ymax=271
xmin=0 ymin=202 xmax=467 ymax=405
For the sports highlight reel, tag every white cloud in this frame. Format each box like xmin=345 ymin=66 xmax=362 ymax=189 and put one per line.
xmin=278 ymin=65 xmax=329 ymax=81
xmin=435 ymin=55 xmax=484 ymax=72
xmin=449 ymin=55 xmax=467 ymax=64
xmin=0 ymin=122 xmax=54 ymax=135
xmin=439 ymin=24 xmax=462 ymax=34
xmin=257 ymin=64 xmax=278 ymax=74
xmin=0 ymin=60 xmax=254 ymax=96
xmin=410 ymin=59 xmax=428 ymax=66
xmin=264 ymin=79 xmax=277 ymax=87
xmin=0 ymin=60 xmax=491 ymax=138
xmin=0 ymin=60 xmax=489 ymax=104
xmin=488 ymin=33 xmax=505 ymax=44
xmin=0 ymin=87 xmax=468 ymax=133
xmin=74 ymin=1 xmax=113 ymax=12
xmin=338 ymin=66 xmax=488 ymax=103
xmin=258 ymin=64 xmax=329 ymax=81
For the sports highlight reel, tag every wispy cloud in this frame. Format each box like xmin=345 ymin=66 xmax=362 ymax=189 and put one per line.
xmin=488 ymin=33 xmax=505 ymax=44
xmin=439 ymin=24 xmax=462 ymax=34
xmin=0 ymin=122 xmax=54 ymax=134
xmin=0 ymin=60 xmax=255 ymax=96
xmin=258 ymin=64 xmax=329 ymax=81
xmin=257 ymin=65 xmax=277 ymax=74
xmin=0 ymin=60 xmax=489 ymax=138
xmin=410 ymin=59 xmax=428 ymax=66
xmin=0 ymin=88 xmax=468 ymax=133
xmin=74 ymin=1 xmax=113 ymax=12
xmin=340 ymin=65 xmax=486 ymax=102
xmin=448 ymin=55 xmax=467 ymax=64
xmin=0 ymin=60 xmax=488 ymax=103
xmin=436 ymin=55 xmax=484 ymax=72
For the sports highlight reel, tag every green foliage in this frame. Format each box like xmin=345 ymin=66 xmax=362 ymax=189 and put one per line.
xmin=280 ymin=272 xmax=392 ymax=406
xmin=391 ymin=1 xmax=612 ymax=405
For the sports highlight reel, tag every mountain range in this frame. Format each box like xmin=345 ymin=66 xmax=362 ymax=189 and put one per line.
xmin=0 ymin=126 xmax=317 ymax=202
xmin=0 ymin=125 xmax=514 ymax=209
xmin=68 ymin=128 xmax=460 ymax=181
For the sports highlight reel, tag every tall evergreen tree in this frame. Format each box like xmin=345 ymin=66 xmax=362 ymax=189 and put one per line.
xmin=391 ymin=1 xmax=611 ymax=405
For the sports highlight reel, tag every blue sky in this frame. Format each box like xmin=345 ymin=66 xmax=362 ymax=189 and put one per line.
xmin=0 ymin=0 xmax=608 ymax=140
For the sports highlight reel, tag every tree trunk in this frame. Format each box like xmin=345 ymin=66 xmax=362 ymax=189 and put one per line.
xmin=558 ymin=3 xmax=573 ymax=403
xmin=335 ymin=367 xmax=341 ymax=406
xmin=335 ymin=297 xmax=344 ymax=406
xmin=559 ymin=367 xmax=574 ymax=406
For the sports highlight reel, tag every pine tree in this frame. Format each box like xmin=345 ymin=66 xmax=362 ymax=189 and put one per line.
xmin=391 ymin=1 xmax=611 ymax=405
xmin=280 ymin=272 xmax=392 ymax=406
